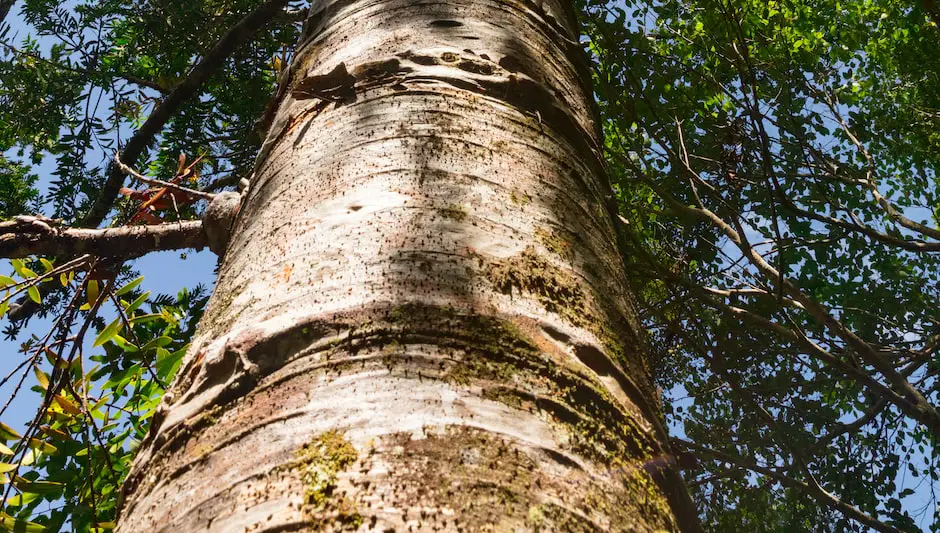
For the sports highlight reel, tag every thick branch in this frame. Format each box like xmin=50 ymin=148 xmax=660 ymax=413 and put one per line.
xmin=80 ymin=0 xmax=288 ymax=228
xmin=0 ymin=0 xmax=13 ymax=25
xmin=0 ymin=216 xmax=206 ymax=259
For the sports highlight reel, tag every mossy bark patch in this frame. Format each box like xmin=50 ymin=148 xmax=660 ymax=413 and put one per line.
xmin=363 ymin=426 xmax=676 ymax=532
xmin=487 ymin=246 xmax=591 ymax=331
xmin=294 ymin=431 xmax=362 ymax=529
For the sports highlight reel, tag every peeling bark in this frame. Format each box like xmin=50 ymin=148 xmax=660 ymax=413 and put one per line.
xmin=117 ymin=1 xmax=698 ymax=531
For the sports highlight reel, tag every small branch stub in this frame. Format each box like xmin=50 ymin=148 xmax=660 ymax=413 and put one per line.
xmin=203 ymin=192 xmax=242 ymax=256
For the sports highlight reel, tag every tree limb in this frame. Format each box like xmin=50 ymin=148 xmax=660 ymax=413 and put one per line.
xmin=0 ymin=216 xmax=207 ymax=259
xmin=0 ymin=0 xmax=13 ymax=25
xmin=676 ymin=438 xmax=902 ymax=533
xmin=621 ymin=154 xmax=940 ymax=435
xmin=80 ymin=0 xmax=289 ymax=228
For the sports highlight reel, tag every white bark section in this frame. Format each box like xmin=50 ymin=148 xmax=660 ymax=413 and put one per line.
xmin=118 ymin=1 xmax=696 ymax=531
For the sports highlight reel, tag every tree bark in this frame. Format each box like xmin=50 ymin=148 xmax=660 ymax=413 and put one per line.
xmin=0 ymin=217 xmax=207 ymax=259
xmin=0 ymin=1 xmax=13 ymax=26
xmin=117 ymin=1 xmax=698 ymax=531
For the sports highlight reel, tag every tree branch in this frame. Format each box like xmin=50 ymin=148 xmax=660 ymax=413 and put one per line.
xmin=820 ymin=90 xmax=940 ymax=243
xmin=676 ymin=439 xmax=902 ymax=533
xmin=80 ymin=0 xmax=289 ymax=228
xmin=620 ymin=152 xmax=940 ymax=435
xmin=0 ymin=0 xmax=14 ymax=25
xmin=0 ymin=216 xmax=207 ymax=259
xmin=114 ymin=153 xmax=216 ymax=202
xmin=120 ymin=74 xmax=171 ymax=93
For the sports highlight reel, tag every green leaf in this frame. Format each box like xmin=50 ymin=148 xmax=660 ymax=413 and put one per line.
xmin=130 ymin=313 xmax=161 ymax=324
xmin=83 ymin=279 xmax=100 ymax=310
xmin=18 ymin=449 xmax=35 ymax=467
xmin=114 ymin=275 xmax=144 ymax=297
xmin=4 ymin=492 xmax=41 ymax=507
xmin=0 ymin=512 xmax=47 ymax=532
xmin=27 ymin=438 xmax=57 ymax=454
xmin=93 ymin=318 xmax=125 ymax=348
xmin=123 ymin=291 xmax=150 ymax=315
xmin=38 ymin=258 xmax=53 ymax=273
xmin=32 ymin=368 xmax=48 ymax=390
xmin=0 ymin=275 xmax=15 ymax=288
xmin=140 ymin=336 xmax=173 ymax=353
xmin=52 ymin=395 xmax=81 ymax=416
xmin=156 ymin=345 xmax=187 ymax=379
xmin=12 ymin=477 xmax=63 ymax=495
xmin=26 ymin=285 xmax=40 ymax=304
xmin=0 ymin=422 xmax=21 ymax=441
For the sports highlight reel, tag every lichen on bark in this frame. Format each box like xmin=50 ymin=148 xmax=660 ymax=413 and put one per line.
xmin=293 ymin=431 xmax=362 ymax=529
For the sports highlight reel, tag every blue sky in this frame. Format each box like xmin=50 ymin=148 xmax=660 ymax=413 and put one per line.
xmin=0 ymin=0 xmax=218 ymax=481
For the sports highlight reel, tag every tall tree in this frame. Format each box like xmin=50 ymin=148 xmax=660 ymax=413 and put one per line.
xmin=0 ymin=0 xmax=938 ymax=531
xmin=113 ymin=0 xmax=699 ymax=530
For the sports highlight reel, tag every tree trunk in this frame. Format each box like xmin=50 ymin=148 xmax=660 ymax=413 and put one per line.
xmin=117 ymin=1 xmax=698 ymax=531
xmin=0 ymin=0 xmax=14 ymax=26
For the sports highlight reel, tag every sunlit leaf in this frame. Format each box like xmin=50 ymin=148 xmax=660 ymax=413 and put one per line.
xmin=52 ymin=395 xmax=81 ymax=416
xmin=93 ymin=318 xmax=124 ymax=348
xmin=12 ymin=477 xmax=63 ymax=495
xmin=32 ymin=368 xmax=49 ymax=390
xmin=27 ymin=438 xmax=57 ymax=454
xmin=26 ymin=285 xmax=40 ymax=304
xmin=0 ymin=512 xmax=47 ymax=532
xmin=39 ymin=258 xmax=54 ymax=273
xmin=4 ymin=492 xmax=41 ymax=507
xmin=0 ymin=422 xmax=21 ymax=441
xmin=19 ymin=449 xmax=35 ymax=467
xmin=114 ymin=276 xmax=144 ymax=297
xmin=123 ymin=291 xmax=150 ymax=315
xmin=84 ymin=279 xmax=100 ymax=310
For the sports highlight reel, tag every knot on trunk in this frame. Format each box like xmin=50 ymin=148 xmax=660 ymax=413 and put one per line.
xmin=202 ymin=192 xmax=242 ymax=256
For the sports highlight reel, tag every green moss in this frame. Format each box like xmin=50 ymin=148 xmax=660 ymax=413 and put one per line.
xmin=536 ymin=228 xmax=573 ymax=260
xmin=510 ymin=190 xmax=532 ymax=206
xmin=202 ymin=405 xmax=223 ymax=427
xmin=527 ymin=503 xmax=596 ymax=532
xmin=486 ymin=246 xmax=592 ymax=330
xmin=481 ymin=386 xmax=526 ymax=409
xmin=377 ymin=303 xmax=655 ymax=464
xmin=585 ymin=468 xmax=676 ymax=531
xmin=294 ymin=431 xmax=361 ymax=527
xmin=440 ymin=204 xmax=468 ymax=222
xmin=378 ymin=427 xmax=536 ymax=529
